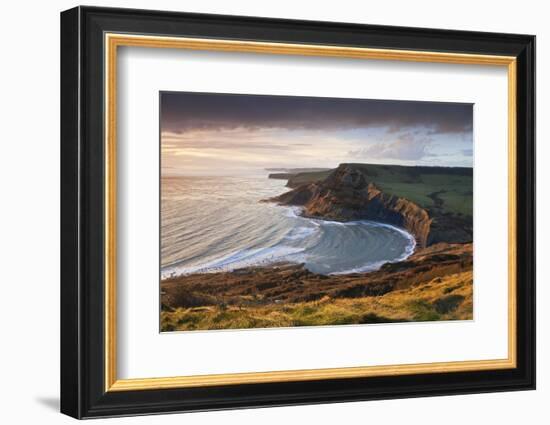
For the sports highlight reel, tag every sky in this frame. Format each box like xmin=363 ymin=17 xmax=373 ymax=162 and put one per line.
xmin=160 ymin=91 xmax=473 ymax=176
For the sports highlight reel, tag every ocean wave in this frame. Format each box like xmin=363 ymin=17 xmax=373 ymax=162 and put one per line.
xmin=162 ymin=217 xmax=416 ymax=278
xmin=284 ymin=226 xmax=318 ymax=241
xmin=161 ymin=177 xmax=417 ymax=278
xmin=282 ymin=206 xmax=303 ymax=218
xmin=329 ymin=229 xmax=416 ymax=275
xmin=161 ymin=245 xmax=305 ymax=278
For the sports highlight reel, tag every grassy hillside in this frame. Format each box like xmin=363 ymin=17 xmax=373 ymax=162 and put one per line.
xmin=287 ymin=163 xmax=472 ymax=217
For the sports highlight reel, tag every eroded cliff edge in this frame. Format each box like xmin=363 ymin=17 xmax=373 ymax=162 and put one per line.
xmin=265 ymin=163 xmax=473 ymax=248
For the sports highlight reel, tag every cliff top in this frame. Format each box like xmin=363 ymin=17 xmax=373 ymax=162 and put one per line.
xmin=286 ymin=163 xmax=473 ymax=217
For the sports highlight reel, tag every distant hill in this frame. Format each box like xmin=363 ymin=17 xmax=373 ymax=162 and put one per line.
xmin=267 ymin=167 xmax=332 ymax=181
xmin=265 ymin=167 xmax=331 ymax=173
xmin=285 ymin=170 xmax=333 ymax=187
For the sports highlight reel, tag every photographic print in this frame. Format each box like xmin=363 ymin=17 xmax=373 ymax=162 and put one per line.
xmin=160 ymin=92 xmax=473 ymax=332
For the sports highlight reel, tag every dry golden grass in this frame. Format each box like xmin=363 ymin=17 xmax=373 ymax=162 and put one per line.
xmin=161 ymin=270 xmax=472 ymax=332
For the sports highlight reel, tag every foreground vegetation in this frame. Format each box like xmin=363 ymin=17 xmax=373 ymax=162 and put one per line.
xmin=161 ymin=270 xmax=472 ymax=331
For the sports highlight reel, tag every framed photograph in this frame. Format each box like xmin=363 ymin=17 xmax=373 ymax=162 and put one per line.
xmin=60 ymin=6 xmax=535 ymax=419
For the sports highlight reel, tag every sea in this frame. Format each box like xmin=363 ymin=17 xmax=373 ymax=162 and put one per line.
xmin=161 ymin=175 xmax=416 ymax=278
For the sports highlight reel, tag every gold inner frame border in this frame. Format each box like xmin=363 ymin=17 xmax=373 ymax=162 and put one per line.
xmin=104 ymin=33 xmax=517 ymax=392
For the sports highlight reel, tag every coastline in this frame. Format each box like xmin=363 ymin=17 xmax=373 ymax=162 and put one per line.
xmin=264 ymin=163 xmax=473 ymax=248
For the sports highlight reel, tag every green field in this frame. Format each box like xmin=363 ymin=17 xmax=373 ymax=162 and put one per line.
xmin=288 ymin=163 xmax=472 ymax=217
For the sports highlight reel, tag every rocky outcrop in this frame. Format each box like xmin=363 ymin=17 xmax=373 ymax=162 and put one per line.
xmin=265 ymin=164 xmax=472 ymax=247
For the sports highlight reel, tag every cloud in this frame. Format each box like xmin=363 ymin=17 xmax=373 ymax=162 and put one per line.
xmin=462 ymin=148 xmax=473 ymax=157
xmin=161 ymin=129 xmax=299 ymax=152
xmin=348 ymin=133 xmax=433 ymax=161
xmin=161 ymin=92 xmax=473 ymax=136
xmin=160 ymin=127 xmax=359 ymax=175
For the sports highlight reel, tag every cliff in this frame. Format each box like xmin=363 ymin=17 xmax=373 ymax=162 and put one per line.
xmin=265 ymin=164 xmax=472 ymax=247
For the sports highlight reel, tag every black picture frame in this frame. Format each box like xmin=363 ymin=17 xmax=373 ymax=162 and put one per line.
xmin=61 ymin=5 xmax=535 ymax=419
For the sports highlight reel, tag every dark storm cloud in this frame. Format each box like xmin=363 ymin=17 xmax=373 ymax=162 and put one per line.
xmin=161 ymin=91 xmax=473 ymax=135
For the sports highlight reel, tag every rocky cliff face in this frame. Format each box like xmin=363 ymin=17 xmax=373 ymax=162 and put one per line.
xmin=266 ymin=164 xmax=472 ymax=247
